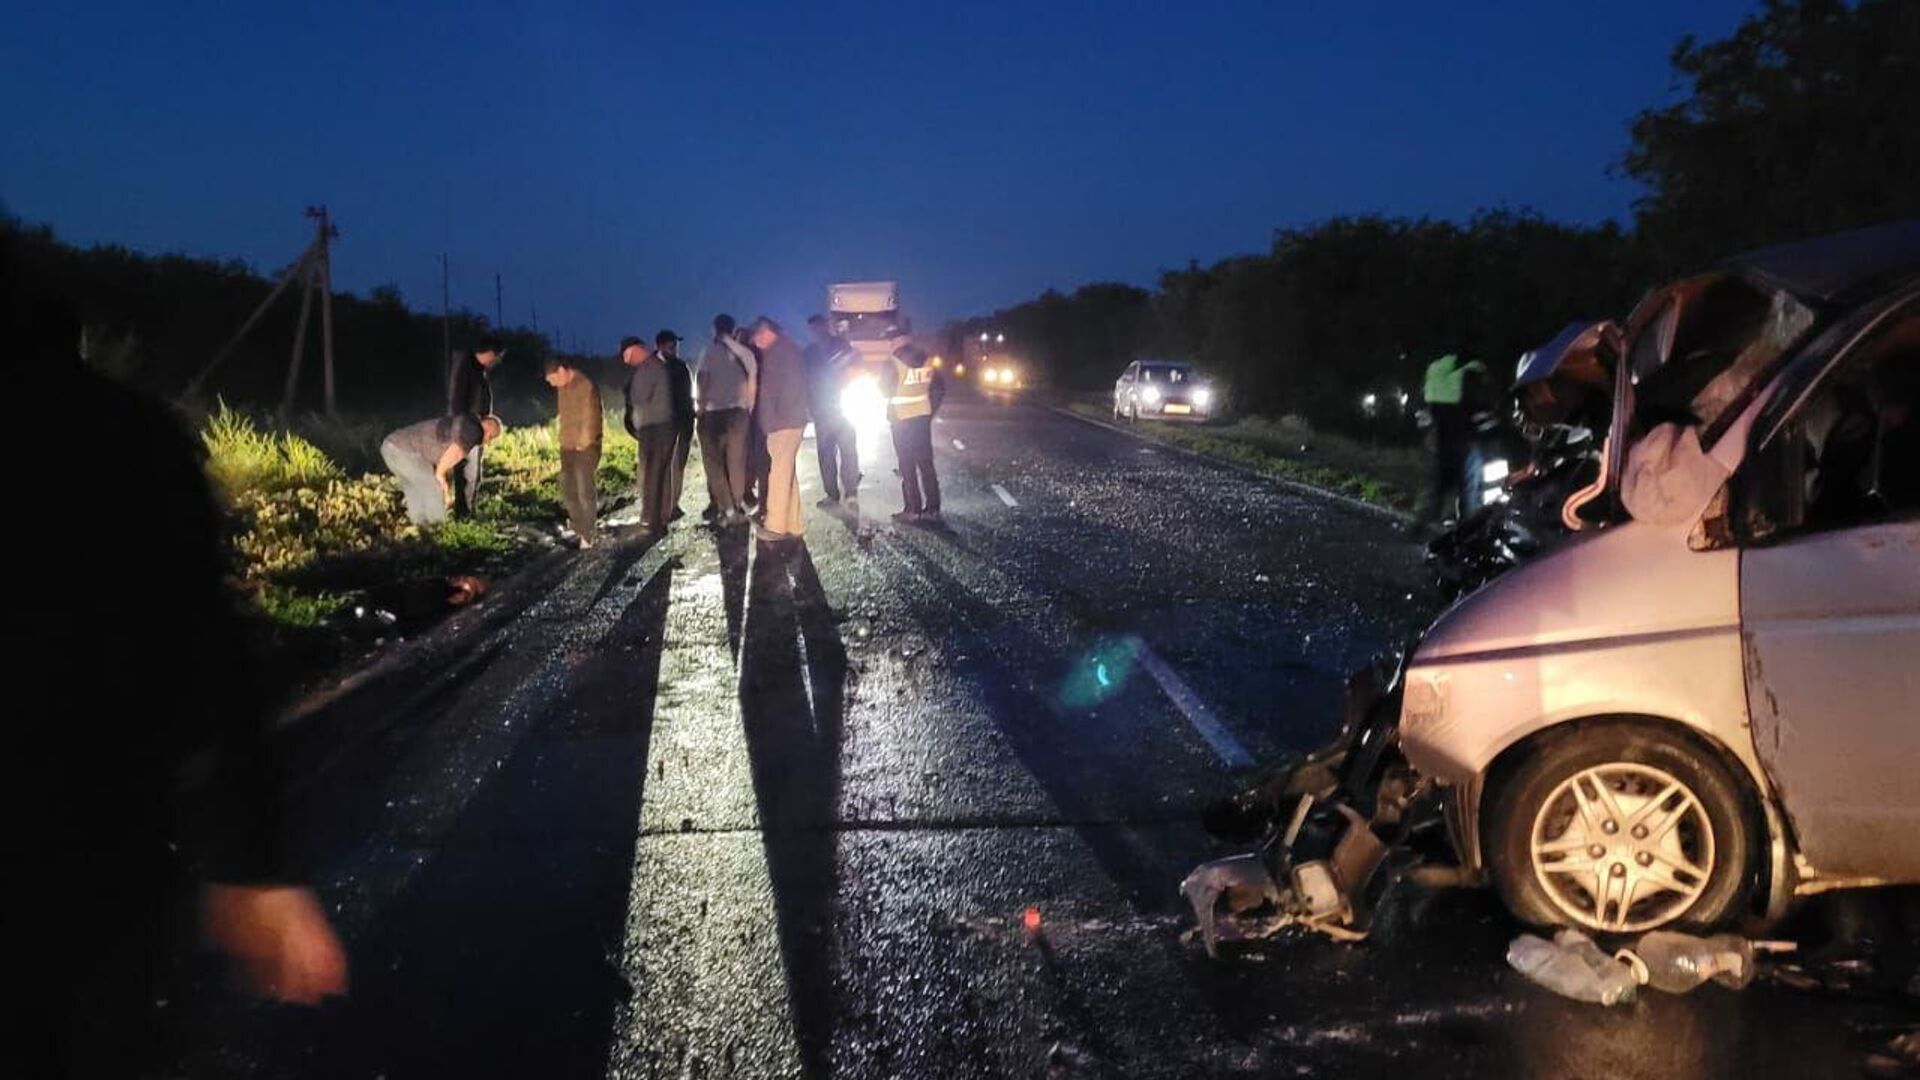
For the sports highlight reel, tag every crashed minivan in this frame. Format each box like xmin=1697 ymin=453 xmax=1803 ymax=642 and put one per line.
xmin=1401 ymin=221 xmax=1919 ymax=934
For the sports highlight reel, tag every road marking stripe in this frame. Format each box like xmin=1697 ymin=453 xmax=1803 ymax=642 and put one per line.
xmin=1129 ymin=637 xmax=1254 ymax=769
xmin=990 ymin=483 xmax=1018 ymax=507
xmin=952 ymin=438 xmax=966 ymax=450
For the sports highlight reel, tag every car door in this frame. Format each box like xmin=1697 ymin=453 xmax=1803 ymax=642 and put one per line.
xmin=1116 ymin=362 xmax=1137 ymax=408
xmin=1736 ymin=315 xmax=1920 ymax=880
xmin=1741 ymin=520 xmax=1920 ymax=879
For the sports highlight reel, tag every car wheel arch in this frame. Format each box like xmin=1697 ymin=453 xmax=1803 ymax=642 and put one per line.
xmin=1474 ymin=712 xmax=1780 ymax=921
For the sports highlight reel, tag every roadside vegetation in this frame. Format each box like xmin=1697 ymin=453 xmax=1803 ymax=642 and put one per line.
xmin=199 ymin=401 xmax=633 ymax=687
xmin=1064 ymin=399 xmax=1422 ymax=512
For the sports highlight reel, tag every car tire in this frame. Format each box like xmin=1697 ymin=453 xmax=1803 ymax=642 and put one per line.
xmin=1484 ymin=722 xmax=1756 ymax=935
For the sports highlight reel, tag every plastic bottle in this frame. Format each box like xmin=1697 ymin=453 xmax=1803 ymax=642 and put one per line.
xmin=1616 ymin=931 xmax=1792 ymax=994
xmin=1506 ymin=931 xmax=1638 ymax=1005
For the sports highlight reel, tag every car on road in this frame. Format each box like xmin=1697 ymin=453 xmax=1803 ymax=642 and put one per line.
xmin=1398 ymin=221 xmax=1919 ymax=935
xmin=1114 ymin=360 xmax=1216 ymax=422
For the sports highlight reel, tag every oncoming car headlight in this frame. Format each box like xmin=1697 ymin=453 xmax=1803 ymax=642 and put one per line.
xmin=1192 ymin=387 xmax=1213 ymax=409
xmin=1140 ymin=385 xmax=1162 ymax=404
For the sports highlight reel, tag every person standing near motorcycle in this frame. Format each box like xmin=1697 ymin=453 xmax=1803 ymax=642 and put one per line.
xmin=1419 ymin=351 xmax=1489 ymax=527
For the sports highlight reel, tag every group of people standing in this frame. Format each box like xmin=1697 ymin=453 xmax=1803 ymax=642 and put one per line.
xmin=384 ymin=313 xmax=945 ymax=549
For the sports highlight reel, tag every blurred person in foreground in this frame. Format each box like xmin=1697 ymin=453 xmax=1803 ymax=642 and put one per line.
xmin=545 ymin=355 xmax=604 ymax=547
xmin=16 ymin=307 xmax=348 ymax=1078
xmin=749 ymin=316 xmax=811 ymax=543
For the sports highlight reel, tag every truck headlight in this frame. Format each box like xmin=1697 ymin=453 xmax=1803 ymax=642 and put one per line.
xmin=839 ymin=375 xmax=888 ymax=441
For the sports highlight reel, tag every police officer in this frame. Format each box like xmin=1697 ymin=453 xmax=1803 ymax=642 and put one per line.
xmin=884 ymin=328 xmax=941 ymax=524
xmin=1420 ymin=351 xmax=1489 ymax=526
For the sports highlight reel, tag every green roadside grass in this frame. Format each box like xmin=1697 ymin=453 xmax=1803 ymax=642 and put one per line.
xmin=1061 ymin=399 xmax=1423 ymax=513
xmin=200 ymin=402 xmax=635 ymax=688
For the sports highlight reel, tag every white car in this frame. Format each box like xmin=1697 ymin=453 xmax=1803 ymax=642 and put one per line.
xmin=1399 ymin=222 xmax=1919 ymax=934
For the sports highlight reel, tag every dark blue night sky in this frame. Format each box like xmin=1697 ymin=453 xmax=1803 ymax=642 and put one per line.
xmin=1 ymin=1 xmax=1757 ymax=345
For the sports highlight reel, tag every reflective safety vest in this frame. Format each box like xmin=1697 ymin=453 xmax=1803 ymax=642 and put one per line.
xmin=889 ymin=357 xmax=934 ymax=421
xmin=1423 ymin=354 xmax=1485 ymax=406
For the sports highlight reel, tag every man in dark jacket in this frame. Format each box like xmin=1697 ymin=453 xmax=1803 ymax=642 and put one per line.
xmin=21 ymin=328 xmax=347 ymax=1077
xmin=696 ymin=314 xmax=756 ymax=525
xmin=749 ymin=316 xmax=812 ymax=542
xmin=659 ymin=329 xmax=695 ymax=523
xmin=623 ymin=334 xmax=677 ymax=534
xmin=804 ymin=313 xmax=861 ymax=505
xmin=446 ymin=336 xmax=506 ymax=516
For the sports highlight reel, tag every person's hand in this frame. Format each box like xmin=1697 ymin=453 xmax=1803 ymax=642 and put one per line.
xmin=439 ymin=477 xmax=455 ymax=508
xmin=200 ymin=884 xmax=349 ymax=1005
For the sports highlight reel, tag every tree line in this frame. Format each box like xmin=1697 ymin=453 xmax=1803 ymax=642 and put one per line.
xmin=947 ymin=0 xmax=1919 ymax=437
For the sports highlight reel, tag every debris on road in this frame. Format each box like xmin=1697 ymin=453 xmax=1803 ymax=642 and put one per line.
xmin=326 ymin=573 xmax=492 ymax=641
xmin=1179 ymin=854 xmax=1287 ymax=957
xmin=1506 ymin=929 xmax=1639 ymax=1006
xmin=1185 ymin=653 xmax=1445 ymax=956
xmin=1614 ymin=931 xmax=1796 ymax=994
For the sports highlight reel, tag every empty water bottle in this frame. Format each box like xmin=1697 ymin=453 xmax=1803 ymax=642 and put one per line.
xmin=1616 ymin=931 xmax=1794 ymax=994
xmin=1506 ymin=930 xmax=1638 ymax=1006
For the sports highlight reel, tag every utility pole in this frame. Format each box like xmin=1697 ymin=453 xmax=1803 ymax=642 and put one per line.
xmin=275 ymin=207 xmax=339 ymax=416
xmin=311 ymin=206 xmax=338 ymax=416
xmin=440 ymin=252 xmax=452 ymax=398
xmin=494 ymin=271 xmax=503 ymax=329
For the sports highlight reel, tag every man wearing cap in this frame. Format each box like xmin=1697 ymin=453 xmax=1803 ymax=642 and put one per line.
xmin=804 ymin=313 xmax=861 ymax=506
xmin=621 ymin=335 xmax=676 ymax=534
xmin=884 ymin=329 xmax=942 ymax=524
xmin=749 ymin=317 xmax=811 ymax=542
xmin=659 ymin=329 xmax=695 ymax=523
xmin=446 ymin=335 xmax=506 ymax=516
xmin=696 ymin=313 xmax=756 ymax=525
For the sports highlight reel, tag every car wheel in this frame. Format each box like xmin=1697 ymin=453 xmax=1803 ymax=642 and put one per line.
xmin=1485 ymin=723 xmax=1755 ymax=934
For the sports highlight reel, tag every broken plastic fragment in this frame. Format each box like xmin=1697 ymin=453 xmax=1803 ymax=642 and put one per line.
xmin=1179 ymin=853 xmax=1285 ymax=958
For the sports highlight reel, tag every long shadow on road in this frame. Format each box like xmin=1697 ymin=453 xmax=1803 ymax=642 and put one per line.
xmin=738 ymin=539 xmax=848 ymax=1077
xmin=273 ymin=562 xmax=676 ymax=1079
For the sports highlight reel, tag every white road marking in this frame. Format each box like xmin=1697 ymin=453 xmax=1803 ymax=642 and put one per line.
xmin=990 ymin=483 xmax=1018 ymax=508
xmin=1129 ymin=637 xmax=1254 ymax=769
xmin=952 ymin=438 xmax=967 ymax=451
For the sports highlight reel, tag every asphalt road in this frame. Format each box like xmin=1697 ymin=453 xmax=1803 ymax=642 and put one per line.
xmin=245 ymin=389 xmax=1908 ymax=1079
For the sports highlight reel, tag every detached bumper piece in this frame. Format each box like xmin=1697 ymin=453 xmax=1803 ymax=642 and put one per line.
xmin=1182 ymin=654 xmax=1449 ymax=956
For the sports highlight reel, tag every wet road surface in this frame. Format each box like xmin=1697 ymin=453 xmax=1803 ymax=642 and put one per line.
xmin=250 ymin=390 xmax=1908 ymax=1078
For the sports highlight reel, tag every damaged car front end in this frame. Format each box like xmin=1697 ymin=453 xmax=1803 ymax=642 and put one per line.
xmin=1188 ymin=221 xmax=1920 ymax=950
xmin=1187 ymin=654 xmax=1447 ymax=953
